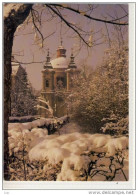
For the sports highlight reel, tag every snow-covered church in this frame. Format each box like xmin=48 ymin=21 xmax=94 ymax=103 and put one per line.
xmin=38 ymin=42 xmax=79 ymax=118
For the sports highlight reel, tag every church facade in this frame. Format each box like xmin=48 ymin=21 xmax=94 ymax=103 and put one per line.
xmin=38 ymin=43 xmax=79 ymax=118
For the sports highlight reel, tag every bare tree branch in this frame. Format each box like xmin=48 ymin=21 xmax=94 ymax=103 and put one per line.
xmin=11 ymin=59 xmax=45 ymax=64
xmin=106 ymin=13 xmax=128 ymax=22
xmin=48 ymin=4 xmax=128 ymax=25
xmin=46 ymin=4 xmax=90 ymax=47
xmin=14 ymin=32 xmax=34 ymax=37
xmin=30 ymin=8 xmax=44 ymax=47
xmin=104 ymin=21 xmax=111 ymax=48
xmin=119 ymin=4 xmax=128 ymax=15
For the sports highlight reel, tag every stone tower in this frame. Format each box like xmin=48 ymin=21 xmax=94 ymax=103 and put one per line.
xmin=38 ymin=43 xmax=78 ymax=118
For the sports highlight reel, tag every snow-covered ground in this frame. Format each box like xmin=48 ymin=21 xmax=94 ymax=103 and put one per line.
xmin=8 ymin=118 xmax=129 ymax=181
xmin=8 ymin=118 xmax=54 ymax=131
xmin=28 ymin=132 xmax=128 ymax=181
xmin=58 ymin=121 xmax=82 ymax=134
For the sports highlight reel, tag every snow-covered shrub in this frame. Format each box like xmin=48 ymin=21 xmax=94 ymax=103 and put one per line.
xmin=66 ymin=43 xmax=128 ymax=133
xmin=103 ymin=136 xmax=128 ymax=156
xmin=57 ymin=154 xmax=91 ymax=181
xmin=28 ymin=140 xmax=67 ymax=162
xmin=8 ymin=128 xmax=28 ymax=154
xmin=8 ymin=116 xmax=68 ymax=134
xmin=8 ymin=125 xmax=48 ymax=155
xmin=101 ymin=114 xmax=128 ymax=135
xmin=37 ymin=97 xmax=53 ymax=118
xmin=8 ymin=118 xmax=129 ymax=181
xmin=27 ymin=132 xmax=128 ymax=181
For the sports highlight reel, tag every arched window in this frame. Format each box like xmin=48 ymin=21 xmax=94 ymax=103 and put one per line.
xmin=56 ymin=77 xmax=65 ymax=87
xmin=46 ymin=80 xmax=49 ymax=87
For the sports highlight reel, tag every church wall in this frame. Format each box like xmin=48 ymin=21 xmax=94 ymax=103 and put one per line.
xmin=54 ymin=95 xmax=67 ymax=117
xmin=40 ymin=69 xmax=78 ymax=118
xmin=42 ymin=71 xmax=50 ymax=91
xmin=42 ymin=71 xmax=55 ymax=92
xmin=41 ymin=91 xmax=67 ymax=117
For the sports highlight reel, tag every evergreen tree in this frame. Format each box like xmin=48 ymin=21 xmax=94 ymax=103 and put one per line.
xmin=67 ymin=42 xmax=128 ymax=134
xmin=11 ymin=65 xmax=37 ymax=117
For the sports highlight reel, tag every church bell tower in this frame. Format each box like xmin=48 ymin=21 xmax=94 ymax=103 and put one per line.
xmin=38 ymin=42 xmax=79 ymax=118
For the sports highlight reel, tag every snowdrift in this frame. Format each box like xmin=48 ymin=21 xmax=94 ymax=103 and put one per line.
xmin=8 ymin=127 xmax=48 ymax=154
xmin=8 ymin=115 xmax=69 ymax=131
xmin=28 ymin=132 xmax=128 ymax=181
xmin=8 ymin=119 xmax=128 ymax=181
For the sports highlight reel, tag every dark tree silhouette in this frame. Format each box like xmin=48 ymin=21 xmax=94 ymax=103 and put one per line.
xmin=11 ymin=65 xmax=37 ymax=117
xmin=4 ymin=3 xmax=32 ymax=180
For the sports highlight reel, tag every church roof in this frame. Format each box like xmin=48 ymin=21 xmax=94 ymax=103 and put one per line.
xmin=50 ymin=57 xmax=69 ymax=69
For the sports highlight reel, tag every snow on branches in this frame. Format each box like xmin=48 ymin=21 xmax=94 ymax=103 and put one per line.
xmin=28 ymin=132 xmax=128 ymax=181
xmin=8 ymin=117 xmax=128 ymax=181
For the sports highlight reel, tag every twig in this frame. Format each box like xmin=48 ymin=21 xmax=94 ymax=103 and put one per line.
xmin=46 ymin=5 xmax=90 ymax=47
xmin=30 ymin=8 xmax=44 ymax=47
xmin=120 ymin=168 xmax=128 ymax=181
xmin=49 ymin=4 xmax=128 ymax=25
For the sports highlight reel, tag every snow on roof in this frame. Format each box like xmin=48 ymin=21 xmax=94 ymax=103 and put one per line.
xmin=50 ymin=57 xmax=68 ymax=69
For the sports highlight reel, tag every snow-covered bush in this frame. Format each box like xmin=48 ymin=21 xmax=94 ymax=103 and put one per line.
xmin=8 ymin=116 xmax=69 ymax=156
xmin=8 ymin=115 xmax=69 ymax=135
xmin=28 ymin=132 xmax=128 ymax=181
xmin=36 ymin=97 xmax=53 ymax=118
xmin=57 ymin=154 xmax=91 ymax=181
xmin=101 ymin=114 xmax=128 ymax=135
xmin=8 ymin=119 xmax=128 ymax=181
xmin=8 ymin=124 xmax=48 ymax=155
xmin=66 ymin=43 xmax=128 ymax=133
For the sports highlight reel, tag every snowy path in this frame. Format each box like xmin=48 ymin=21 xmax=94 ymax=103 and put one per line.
xmin=58 ymin=121 xmax=83 ymax=135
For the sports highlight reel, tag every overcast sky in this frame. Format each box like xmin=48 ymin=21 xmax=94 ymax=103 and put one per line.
xmin=12 ymin=3 xmax=128 ymax=90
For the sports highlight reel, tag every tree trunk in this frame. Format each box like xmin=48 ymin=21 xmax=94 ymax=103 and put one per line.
xmin=4 ymin=24 xmax=15 ymax=180
xmin=4 ymin=3 xmax=32 ymax=180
